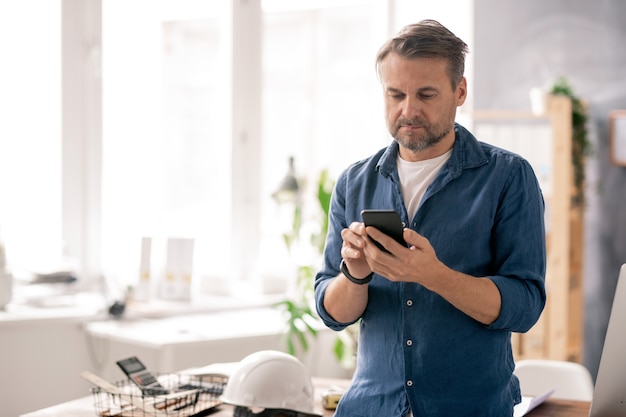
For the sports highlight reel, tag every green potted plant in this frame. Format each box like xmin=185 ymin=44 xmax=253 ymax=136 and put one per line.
xmin=273 ymin=169 xmax=357 ymax=368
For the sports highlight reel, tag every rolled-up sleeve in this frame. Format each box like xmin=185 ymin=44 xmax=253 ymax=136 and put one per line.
xmin=486 ymin=159 xmax=546 ymax=332
xmin=314 ymin=171 xmax=357 ymax=331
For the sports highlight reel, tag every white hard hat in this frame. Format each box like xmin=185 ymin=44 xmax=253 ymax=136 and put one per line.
xmin=221 ymin=350 xmax=320 ymax=416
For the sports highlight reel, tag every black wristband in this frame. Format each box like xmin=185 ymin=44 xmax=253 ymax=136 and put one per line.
xmin=340 ymin=259 xmax=373 ymax=285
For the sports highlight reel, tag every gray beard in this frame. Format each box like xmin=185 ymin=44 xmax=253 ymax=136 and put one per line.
xmin=393 ymin=124 xmax=451 ymax=152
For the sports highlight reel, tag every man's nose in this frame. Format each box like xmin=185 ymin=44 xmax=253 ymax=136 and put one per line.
xmin=402 ymin=96 xmax=422 ymax=119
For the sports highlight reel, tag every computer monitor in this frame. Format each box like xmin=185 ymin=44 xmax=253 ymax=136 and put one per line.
xmin=588 ymin=263 xmax=626 ymax=417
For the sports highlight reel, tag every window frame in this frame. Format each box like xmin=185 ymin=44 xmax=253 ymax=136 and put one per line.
xmin=61 ymin=0 xmax=265 ymax=287
xmin=62 ymin=0 xmax=103 ymax=282
xmin=62 ymin=0 xmax=393 ymax=290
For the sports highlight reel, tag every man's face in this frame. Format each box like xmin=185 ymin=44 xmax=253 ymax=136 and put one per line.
xmin=379 ymin=53 xmax=467 ymax=161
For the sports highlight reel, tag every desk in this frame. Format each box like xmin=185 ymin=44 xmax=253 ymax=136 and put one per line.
xmin=20 ymin=378 xmax=346 ymax=417
xmin=196 ymin=399 xmax=591 ymax=417
xmin=19 ymin=398 xmax=593 ymax=417
xmin=21 ymin=377 xmax=592 ymax=417
xmin=523 ymin=399 xmax=590 ymax=417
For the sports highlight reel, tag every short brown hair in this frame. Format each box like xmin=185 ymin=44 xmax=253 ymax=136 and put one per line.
xmin=375 ymin=19 xmax=468 ymax=89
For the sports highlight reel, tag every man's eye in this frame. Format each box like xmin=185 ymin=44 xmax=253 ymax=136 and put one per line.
xmin=420 ymin=93 xmax=435 ymax=99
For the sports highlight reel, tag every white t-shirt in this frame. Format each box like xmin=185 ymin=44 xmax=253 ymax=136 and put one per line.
xmin=397 ymin=149 xmax=452 ymax=221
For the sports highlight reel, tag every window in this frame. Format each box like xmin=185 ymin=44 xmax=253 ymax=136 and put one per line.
xmin=5 ymin=0 xmax=471 ymax=303
xmin=101 ymin=1 xmax=229 ymax=296
xmin=100 ymin=0 xmax=388 ymax=298
xmin=258 ymin=1 xmax=388 ymax=292
xmin=0 ymin=1 xmax=62 ymax=273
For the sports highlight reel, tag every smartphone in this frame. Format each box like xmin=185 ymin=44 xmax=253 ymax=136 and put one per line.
xmin=116 ymin=356 xmax=170 ymax=395
xmin=360 ymin=209 xmax=406 ymax=253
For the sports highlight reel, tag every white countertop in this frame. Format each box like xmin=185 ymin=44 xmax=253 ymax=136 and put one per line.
xmin=0 ymin=292 xmax=106 ymax=327
xmin=85 ymin=306 xmax=294 ymax=347
xmin=0 ymin=288 xmax=284 ymax=328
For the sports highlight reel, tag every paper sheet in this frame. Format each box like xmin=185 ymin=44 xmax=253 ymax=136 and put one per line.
xmin=180 ymin=362 xmax=239 ymax=378
xmin=513 ymin=389 xmax=555 ymax=417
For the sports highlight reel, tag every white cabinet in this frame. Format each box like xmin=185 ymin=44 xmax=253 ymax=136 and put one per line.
xmin=0 ymin=307 xmax=98 ymax=417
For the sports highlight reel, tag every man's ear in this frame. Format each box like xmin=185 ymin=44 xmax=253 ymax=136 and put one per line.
xmin=456 ymin=77 xmax=467 ymax=106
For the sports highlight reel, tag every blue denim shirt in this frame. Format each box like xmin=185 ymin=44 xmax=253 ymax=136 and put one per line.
xmin=314 ymin=124 xmax=546 ymax=417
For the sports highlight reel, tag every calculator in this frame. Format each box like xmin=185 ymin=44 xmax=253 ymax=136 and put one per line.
xmin=116 ymin=356 xmax=170 ymax=396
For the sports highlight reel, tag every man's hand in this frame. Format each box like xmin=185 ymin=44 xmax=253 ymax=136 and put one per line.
xmin=362 ymin=226 xmax=444 ymax=286
xmin=362 ymin=226 xmax=501 ymax=325
xmin=322 ymin=222 xmax=373 ymax=324
xmin=340 ymin=222 xmax=374 ymax=279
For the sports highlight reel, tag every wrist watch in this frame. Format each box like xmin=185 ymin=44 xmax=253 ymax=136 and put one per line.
xmin=340 ymin=259 xmax=373 ymax=285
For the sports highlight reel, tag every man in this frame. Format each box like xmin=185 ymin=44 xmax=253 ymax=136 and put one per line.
xmin=314 ymin=20 xmax=546 ymax=416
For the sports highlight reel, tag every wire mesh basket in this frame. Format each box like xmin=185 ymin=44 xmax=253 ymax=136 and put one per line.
xmin=90 ymin=373 xmax=227 ymax=417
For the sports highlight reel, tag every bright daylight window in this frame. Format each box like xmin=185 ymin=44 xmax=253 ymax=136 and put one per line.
xmin=258 ymin=1 xmax=387 ymax=292
xmin=0 ymin=1 xmax=62 ymax=275
xmin=101 ymin=0 xmax=387 ymax=300
xmin=101 ymin=1 xmax=229 ymax=298
xmin=0 ymin=0 xmax=387 ymax=302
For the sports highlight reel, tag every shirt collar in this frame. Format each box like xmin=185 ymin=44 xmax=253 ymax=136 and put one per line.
xmin=375 ymin=123 xmax=489 ymax=179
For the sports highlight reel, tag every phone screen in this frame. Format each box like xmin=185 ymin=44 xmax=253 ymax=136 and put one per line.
xmin=360 ymin=209 xmax=406 ymax=252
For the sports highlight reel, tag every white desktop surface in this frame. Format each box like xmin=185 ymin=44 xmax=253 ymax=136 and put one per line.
xmin=20 ymin=396 xmax=94 ymax=417
xmin=85 ymin=307 xmax=290 ymax=347
xmin=20 ymin=376 xmax=351 ymax=417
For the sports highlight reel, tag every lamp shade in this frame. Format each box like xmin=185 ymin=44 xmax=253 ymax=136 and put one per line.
xmin=272 ymin=156 xmax=300 ymax=203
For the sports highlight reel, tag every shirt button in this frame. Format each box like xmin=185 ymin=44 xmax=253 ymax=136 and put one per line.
xmin=406 ymin=380 xmax=413 ymax=387
xmin=406 ymin=339 xmax=413 ymax=346
xmin=406 ymin=299 xmax=413 ymax=307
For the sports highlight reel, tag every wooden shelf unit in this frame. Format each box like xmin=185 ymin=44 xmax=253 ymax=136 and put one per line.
xmin=472 ymin=95 xmax=584 ymax=363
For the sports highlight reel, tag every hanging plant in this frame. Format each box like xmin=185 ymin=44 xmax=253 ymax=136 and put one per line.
xmin=549 ymin=76 xmax=592 ymax=206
